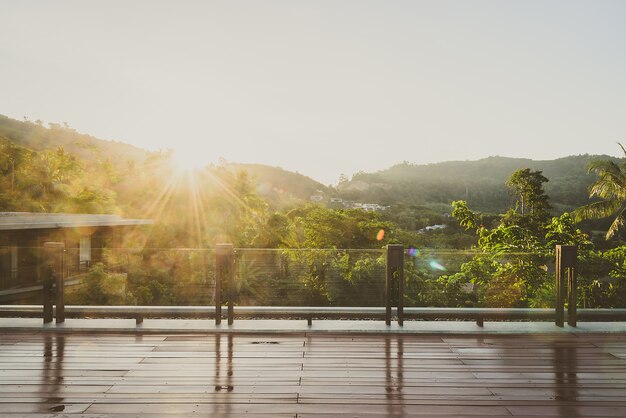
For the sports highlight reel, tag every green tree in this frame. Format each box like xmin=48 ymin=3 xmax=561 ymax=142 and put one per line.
xmin=0 ymin=137 xmax=29 ymax=191
xmin=210 ymin=168 xmax=268 ymax=246
xmin=252 ymin=213 xmax=290 ymax=247
xmin=444 ymin=170 xmax=555 ymax=307
xmin=68 ymin=263 xmax=135 ymax=305
xmin=504 ymin=168 xmax=551 ymax=232
xmin=0 ymin=137 xmax=32 ymax=210
xmin=545 ymin=213 xmax=591 ymax=251
xmin=284 ymin=205 xmax=393 ymax=249
xmin=572 ymin=144 xmax=626 ymax=240
xmin=451 ymin=200 xmax=478 ymax=230
xmin=25 ymin=147 xmax=79 ymax=201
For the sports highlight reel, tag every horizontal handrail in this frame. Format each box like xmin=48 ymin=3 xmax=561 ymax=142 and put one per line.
xmin=3 ymin=305 xmax=626 ymax=327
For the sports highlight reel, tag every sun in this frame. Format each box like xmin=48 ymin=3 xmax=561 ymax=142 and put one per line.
xmin=170 ymin=146 xmax=210 ymax=172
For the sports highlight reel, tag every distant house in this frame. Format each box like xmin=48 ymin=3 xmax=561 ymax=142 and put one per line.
xmin=346 ymin=202 xmax=390 ymax=212
xmin=417 ymin=224 xmax=447 ymax=234
xmin=0 ymin=212 xmax=152 ymax=292
xmin=360 ymin=203 xmax=389 ymax=212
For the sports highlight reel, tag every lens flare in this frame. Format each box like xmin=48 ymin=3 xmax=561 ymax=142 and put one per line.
xmin=429 ymin=260 xmax=446 ymax=271
xmin=376 ymin=229 xmax=385 ymax=241
xmin=407 ymin=246 xmax=419 ymax=257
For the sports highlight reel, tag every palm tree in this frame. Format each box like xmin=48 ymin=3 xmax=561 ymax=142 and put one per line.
xmin=573 ymin=143 xmax=626 ymax=239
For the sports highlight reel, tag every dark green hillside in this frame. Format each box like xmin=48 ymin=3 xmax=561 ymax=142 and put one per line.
xmin=0 ymin=114 xmax=148 ymax=165
xmin=342 ymin=155 xmax=618 ymax=214
xmin=223 ymin=163 xmax=330 ymax=206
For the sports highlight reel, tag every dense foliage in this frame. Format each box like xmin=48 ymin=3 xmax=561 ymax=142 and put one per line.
xmin=2 ymin=115 xmax=626 ymax=308
xmin=573 ymin=143 xmax=626 ymax=240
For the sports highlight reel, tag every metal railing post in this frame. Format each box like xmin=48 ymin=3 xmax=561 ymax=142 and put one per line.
xmin=228 ymin=248 xmax=235 ymax=326
xmin=555 ymin=245 xmax=577 ymax=327
xmin=566 ymin=247 xmax=578 ymax=327
xmin=385 ymin=244 xmax=404 ymax=326
xmin=216 ymin=244 xmax=234 ymax=325
xmin=215 ymin=246 xmax=222 ymax=325
xmin=43 ymin=265 xmax=53 ymax=324
xmin=43 ymin=242 xmax=65 ymax=324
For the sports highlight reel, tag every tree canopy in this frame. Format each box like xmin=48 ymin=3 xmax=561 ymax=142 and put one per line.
xmin=573 ymin=143 xmax=626 ymax=240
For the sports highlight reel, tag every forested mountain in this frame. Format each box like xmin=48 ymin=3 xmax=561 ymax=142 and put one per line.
xmin=0 ymin=114 xmax=148 ymax=164
xmin=222 ymin=163 xmax=329 ymax=206
xmin=0 ymin=114 xmax=326 ymax=206
xmin=340 ymin=155 xmax=618 ymax=214
xmin=0 ymin=113 xmax=616 ymax=217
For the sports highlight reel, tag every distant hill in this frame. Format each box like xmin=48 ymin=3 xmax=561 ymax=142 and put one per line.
xmin=340 ymin=155 xmax=619 ymax=214
xmin=0 ymin=114 xmax=327 ymax=206
xmin=223 ymin=163 xmax=329 ymax=206
xmin=1 ymin=114 xmax=617 ymax=214
xmin=0 ymin=114 xmax=149 ymax=164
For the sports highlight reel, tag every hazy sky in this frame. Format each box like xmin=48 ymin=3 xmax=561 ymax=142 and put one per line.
xmin=1 ymin=1 xmax=625 ymax=185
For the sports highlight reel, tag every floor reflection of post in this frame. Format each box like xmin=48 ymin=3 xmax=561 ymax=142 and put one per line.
xmin=213 ymin=334 xmax=234 ymax=416
xmin=385 ymin=336 xmax=405 ymax=416
xmin=227 ymin=334 xmax=233 ymax=389
xmin=41 ymin=335 xmax=65 ymax=413
xmin=554 ymin=341 xmax=580 ymax=417
xmin=398 ymin=337 xmax=404 ymax=397
xmin=213 ymin=334 xmax=221 ymax=417
xmin=214 ymin=334 xmax=221 ymax=390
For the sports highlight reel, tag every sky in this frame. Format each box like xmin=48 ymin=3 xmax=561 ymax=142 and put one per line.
xmin=1 ymin=1 xmax=625 ymax=185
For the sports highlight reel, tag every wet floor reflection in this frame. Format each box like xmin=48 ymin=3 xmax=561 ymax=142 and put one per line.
xmin=554 ymin=341 xmax=580 ymax=417
xmin=213 ymin=334 xmax=234 ymax=416
xmin=385 ymin=336 xmax=404 ymax=416
xmin=41 ymin=334 xmax=65 ymax=412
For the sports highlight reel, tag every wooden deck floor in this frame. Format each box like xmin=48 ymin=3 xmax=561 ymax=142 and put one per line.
xmin=1 ymin=332 xmax=626 ymax=417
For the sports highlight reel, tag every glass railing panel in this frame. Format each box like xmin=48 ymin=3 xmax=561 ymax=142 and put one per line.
xmin=2 ymin=245 xmax=626 ymax=311
xmin=577 ymin=248 xmax=626 ymax=309
xmin=0 ymin=245 xmax=51 ymax=305
xmin=405 ymin=249 xmax=558 ymax=308
xmin=65 ymin=247 xmax=217 ymax=306
xmin=234 ymin=248 xmax=386 ymax=307
xmin=0 ymin=246 xmax=217 ymax=306
xmin=404 ymin=248 xmax=626 ymax=309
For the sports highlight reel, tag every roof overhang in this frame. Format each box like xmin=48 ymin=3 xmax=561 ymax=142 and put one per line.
xmin=0 ymin=213 xmax=153 ymax=231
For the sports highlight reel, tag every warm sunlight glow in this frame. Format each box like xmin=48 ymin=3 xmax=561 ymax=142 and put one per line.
xmin=171 ymin=147 xmax=210 ymax=172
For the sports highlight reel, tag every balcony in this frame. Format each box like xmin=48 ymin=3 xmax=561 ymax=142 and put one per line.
xmin=2 ymin=244 xmax=625 ymax=327
xmin=1 ymin=244 xmax=626 ymax=416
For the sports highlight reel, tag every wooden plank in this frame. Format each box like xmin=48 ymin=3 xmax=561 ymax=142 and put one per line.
xmin=1 ymin=332 xmax=626 ymax=416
